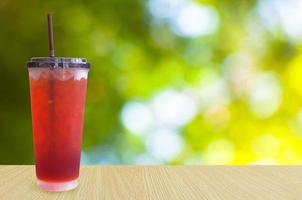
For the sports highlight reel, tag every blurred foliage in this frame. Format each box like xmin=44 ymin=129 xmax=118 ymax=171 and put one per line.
xmin=1 ymin=0 xmax=302 ymax=164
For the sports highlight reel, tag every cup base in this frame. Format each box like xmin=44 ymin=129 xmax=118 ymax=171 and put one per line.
xmin=37 ymin=179 xmax=78 ymax=191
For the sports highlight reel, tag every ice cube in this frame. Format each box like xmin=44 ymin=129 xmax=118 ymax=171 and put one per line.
xmin=52 ymin=69 xmax=74 ymax=81
xmin=29 ymin=68 xmax=45 ymax=80
xmin=74 ymin=69 xmax=88 ymax=80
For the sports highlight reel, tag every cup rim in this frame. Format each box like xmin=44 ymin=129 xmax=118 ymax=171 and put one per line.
xmin=27 ymin=57 xmax=91 ymax=69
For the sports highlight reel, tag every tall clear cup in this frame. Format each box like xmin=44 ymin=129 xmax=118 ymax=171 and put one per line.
xmin=27 ymin=57 xmax=90 ymax=191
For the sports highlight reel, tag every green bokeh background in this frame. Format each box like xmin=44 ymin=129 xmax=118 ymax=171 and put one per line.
xmin=1 ymin=0 xmax=302 ymax=164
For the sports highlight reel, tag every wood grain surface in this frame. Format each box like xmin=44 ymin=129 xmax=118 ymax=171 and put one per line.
xmin=0 ymin=165 xmax=301 ymax=199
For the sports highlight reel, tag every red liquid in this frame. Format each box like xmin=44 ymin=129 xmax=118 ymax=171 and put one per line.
xmin=29 ymin=69 xmax=88 ymax=183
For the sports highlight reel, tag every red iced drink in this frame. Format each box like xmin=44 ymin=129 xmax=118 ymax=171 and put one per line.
xmin=28 ymin=58 xmax=90 ymax=191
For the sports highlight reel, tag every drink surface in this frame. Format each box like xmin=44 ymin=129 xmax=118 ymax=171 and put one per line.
xmin=29 ymin=68 xmax=88 ymax=182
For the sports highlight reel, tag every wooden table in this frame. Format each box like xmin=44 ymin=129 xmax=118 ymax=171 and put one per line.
xmin=0 ymin=166 xmax=301 ymax=199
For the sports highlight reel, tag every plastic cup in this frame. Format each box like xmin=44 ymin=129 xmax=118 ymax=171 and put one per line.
xmin=27 ymin=57 xmax=90 ymax=191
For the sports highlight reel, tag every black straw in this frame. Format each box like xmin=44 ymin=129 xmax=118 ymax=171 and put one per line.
xmin=47 ymin=13 xmax=55 ymax=57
